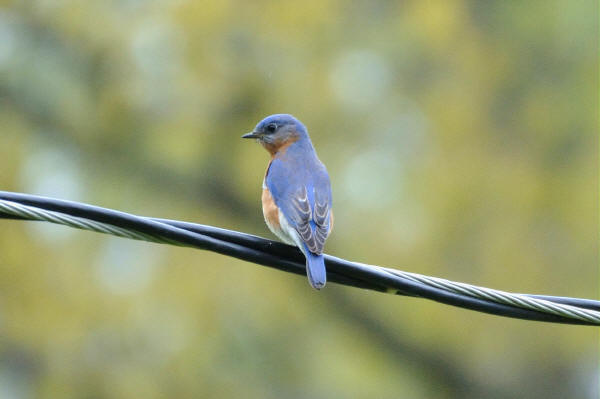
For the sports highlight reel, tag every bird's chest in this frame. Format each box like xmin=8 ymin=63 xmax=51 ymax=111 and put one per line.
xmin=261 ymin=186 xmax=296 ymax=246
xmin=261 ymin=159 xmax=279 ymax=229
xmin=261 ymin=186 xmax=279 ymax=231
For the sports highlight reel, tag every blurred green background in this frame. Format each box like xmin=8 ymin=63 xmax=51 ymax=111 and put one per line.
xmin=0 ymin=1 xmax=598 ymax=398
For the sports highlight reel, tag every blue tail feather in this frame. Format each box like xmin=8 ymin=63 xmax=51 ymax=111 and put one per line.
xmin=303 ymin=246 xmax=326 ymax=290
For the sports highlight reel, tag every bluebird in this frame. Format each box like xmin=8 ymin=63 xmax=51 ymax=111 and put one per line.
xmin=242 ymin=114 xmax=333 ymax=289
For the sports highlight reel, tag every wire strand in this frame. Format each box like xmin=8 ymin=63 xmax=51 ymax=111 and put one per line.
xmin=0 ymin=191 xmax=598 ymax=326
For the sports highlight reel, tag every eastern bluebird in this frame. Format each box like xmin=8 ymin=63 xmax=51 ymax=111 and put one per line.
xmin=242 ymin=114 xmax=333 ymax=289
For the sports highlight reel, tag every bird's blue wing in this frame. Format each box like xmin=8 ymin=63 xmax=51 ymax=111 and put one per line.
xmin=266 ymin=157 xmax=332 ymax=255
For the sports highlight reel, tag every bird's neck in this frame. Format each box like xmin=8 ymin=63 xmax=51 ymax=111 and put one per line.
xmin=264 ymin=135 xmax=313 ymax=158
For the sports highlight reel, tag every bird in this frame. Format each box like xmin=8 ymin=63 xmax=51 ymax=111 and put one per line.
xmin=242 ymin=114 xmax=333 ymax=289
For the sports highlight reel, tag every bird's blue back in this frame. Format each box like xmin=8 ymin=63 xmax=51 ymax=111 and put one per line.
xmin=265 ymin=137 xmax=332 ymax=255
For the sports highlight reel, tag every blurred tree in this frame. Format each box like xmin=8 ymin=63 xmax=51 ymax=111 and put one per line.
xmin=0 ymin=0 xmax=597 ymax=398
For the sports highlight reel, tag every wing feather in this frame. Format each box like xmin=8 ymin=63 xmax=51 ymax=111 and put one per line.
xmin=287 ymin=186 xmax=331 ymax=254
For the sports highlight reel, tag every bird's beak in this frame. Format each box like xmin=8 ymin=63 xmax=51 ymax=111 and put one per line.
xmin=241 ymin=131 xmax=261 ymax=139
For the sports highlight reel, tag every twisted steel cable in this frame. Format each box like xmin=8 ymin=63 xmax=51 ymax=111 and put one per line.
xmin=0 ymin=191 xmax=598 ymax=326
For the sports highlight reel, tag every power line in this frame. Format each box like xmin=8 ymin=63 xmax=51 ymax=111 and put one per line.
xmin=0 ymin=191 xmax=598 ymax=326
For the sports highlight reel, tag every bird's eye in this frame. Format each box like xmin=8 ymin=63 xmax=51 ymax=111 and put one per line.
xmin=265 ymin=123 xmax=277 ymax=133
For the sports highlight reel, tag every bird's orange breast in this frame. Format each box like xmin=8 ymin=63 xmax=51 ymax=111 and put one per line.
xmin=262 ymin=187 xmax=280 ymax=230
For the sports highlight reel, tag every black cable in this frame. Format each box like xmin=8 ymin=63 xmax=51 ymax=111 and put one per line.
xmin=0 ymin=191 xmax=598 ymax=325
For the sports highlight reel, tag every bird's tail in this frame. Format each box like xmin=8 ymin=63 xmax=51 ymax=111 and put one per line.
xmin=303 ymin=246 xmax=327 ymax=290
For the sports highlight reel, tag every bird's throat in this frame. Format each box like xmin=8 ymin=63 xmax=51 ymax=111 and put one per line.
xmin=262 ymin=136 xmax=299 ymax=157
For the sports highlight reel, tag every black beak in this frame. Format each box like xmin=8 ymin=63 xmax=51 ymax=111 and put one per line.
xmin=241 ymin=131 xmax=261 ymax=139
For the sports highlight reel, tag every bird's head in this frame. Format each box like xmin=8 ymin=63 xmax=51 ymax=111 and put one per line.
xmin=242 ymin=114 xmax=307 ymax=154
